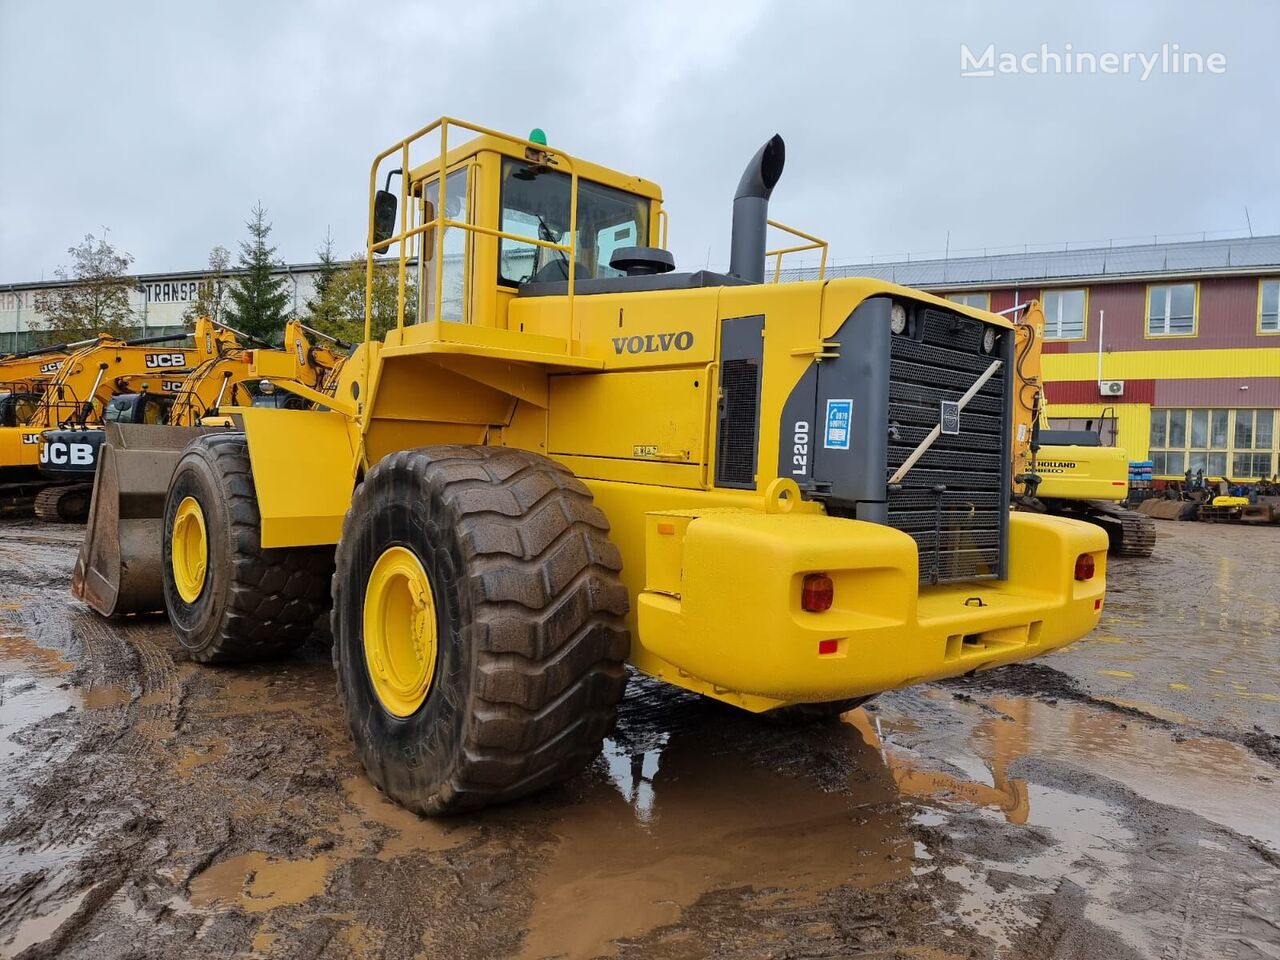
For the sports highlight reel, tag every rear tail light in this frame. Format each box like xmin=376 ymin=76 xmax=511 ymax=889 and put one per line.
xmin=1074 ymin=553 xmax=1095 ymax=581
xmin=801 ymin=573 xmax=834 ymax=612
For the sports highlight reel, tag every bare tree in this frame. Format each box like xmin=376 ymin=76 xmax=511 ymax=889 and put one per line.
xmin=33 ymin=231 xmax=138 ymax=340
xmin=182 ymin=245 xmax=233 ymax=324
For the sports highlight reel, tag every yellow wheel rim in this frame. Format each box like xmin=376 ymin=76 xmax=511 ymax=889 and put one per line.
xmin=172 ymin=496 xmax=208 ymax=604
xmin=362 ymin=546 xmax=438 ymax=718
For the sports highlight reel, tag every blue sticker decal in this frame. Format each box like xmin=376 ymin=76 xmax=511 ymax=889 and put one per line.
xmin=824 ymin=399 xmax=852 ymax=450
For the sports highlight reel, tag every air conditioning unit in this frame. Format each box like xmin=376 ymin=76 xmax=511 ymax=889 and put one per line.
xmin=1099 ymin=380 xmax=1125 ymax=397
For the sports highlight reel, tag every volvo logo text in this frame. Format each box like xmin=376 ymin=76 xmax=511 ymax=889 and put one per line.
xmin=611 ymin=332 xmax=694 ymax=355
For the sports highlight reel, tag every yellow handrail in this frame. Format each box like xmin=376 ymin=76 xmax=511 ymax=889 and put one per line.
xmin=765 ymin=219 xmax=828 ymax=284
xmin=365 ymin=116 xmax=584 ymax=344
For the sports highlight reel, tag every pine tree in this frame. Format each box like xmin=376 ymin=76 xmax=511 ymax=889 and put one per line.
xmin=224 ymin=203 xmax=291 ymax=342
xmin=303 ymin=228 xmax=341 ymax=330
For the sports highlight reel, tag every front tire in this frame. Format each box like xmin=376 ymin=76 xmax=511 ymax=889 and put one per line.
xmin=332 ymin=445 xmax=630 ymax=815
xmin=161 ymin=434 xmax=334 ymax=662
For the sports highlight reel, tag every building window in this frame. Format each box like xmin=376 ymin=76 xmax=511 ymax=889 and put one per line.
xmin=1042 ymin=288 xmax=1086 ymax=340
xmin=1260 ymin=279 xmax=1280 ymax=333
xmin=1147 ymin=283 xmax=1197 ymax=336
xmin=1150 ymin=408 xmax=1276 ymax=480
xmin=946 ymin=292 xmax=990 ymax=310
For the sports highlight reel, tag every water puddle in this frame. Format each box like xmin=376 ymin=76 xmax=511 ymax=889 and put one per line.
xmin=338 ymin=775 xmax=473 ymax=859
xmin=0 ymin=884 xmax=91 ymax=957
xmin=973 ymin=696 xmax=1278 ymax=849
xmin=188 ymin=852 xmax=333 ymax=913
xmin=82 ymin=684 xmax=132 ymax=709
xmin=0 ymin=630 xmax=77 ymax=815
xmin=519 ymin=711 xmax=913 ymax=960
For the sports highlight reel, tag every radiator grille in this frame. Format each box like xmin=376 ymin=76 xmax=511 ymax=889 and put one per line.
xmin=888 ymin=309 xmax=1008 ymax=585
xmin=716 ymin=358 xmax=759 ymax=487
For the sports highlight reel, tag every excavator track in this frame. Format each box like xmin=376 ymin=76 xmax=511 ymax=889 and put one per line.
xmin=33 ymin=483 xmax=94 ymax=523
xmin=1086 ymin=499 xmax=1157 ymax=558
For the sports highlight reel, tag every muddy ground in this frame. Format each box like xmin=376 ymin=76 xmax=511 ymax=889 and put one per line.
xmin=0 ymin=518 xmax=1277 ymax=960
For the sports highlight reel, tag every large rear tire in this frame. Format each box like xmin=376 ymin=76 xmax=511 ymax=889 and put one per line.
xmin=332 ymin=445 xmax=630 ymax=815
xmin=161 ymin=434 xmax=334 ymax=662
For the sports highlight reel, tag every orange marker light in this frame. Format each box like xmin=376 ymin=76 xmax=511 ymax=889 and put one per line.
xmin=656 ymin=522 xmax=676 ymax=535
xmin=802 ymin=573 xmax=833 ymax=612
xmin=1074 ymin=553 xmax=1096 ymax=581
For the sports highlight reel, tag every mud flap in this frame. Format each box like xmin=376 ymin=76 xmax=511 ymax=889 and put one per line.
xmin=72 ymin=423 xmax=211 ymax=616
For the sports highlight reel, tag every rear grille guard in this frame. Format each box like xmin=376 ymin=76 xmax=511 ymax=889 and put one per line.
xmin=887 ymin=309 xmax=1011 ymax=585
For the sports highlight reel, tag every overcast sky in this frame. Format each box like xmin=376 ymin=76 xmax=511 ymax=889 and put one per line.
xmin=1 ymin=0 xmax=1276 ymax=282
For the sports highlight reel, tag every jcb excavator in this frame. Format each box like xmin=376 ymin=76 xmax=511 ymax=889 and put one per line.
xmin=77 ymin=118 xmax=1107 ymax=815
xmin=1009 ymin=303 xmax=1156 ymax=558
xmin=21 ymin=320 xmax=241 ymax=521
xmin=0 ymin=340 xmax=73 ymax=393
xmin=0 ymin=330 xmax=224 ymax=517
xmin=72 ymin=320 xmax=347 ymax=614
xmin=0 ymin=343 xmax=74 ymax=464
xmin=38 ymin=319 xmax=346 ymax=522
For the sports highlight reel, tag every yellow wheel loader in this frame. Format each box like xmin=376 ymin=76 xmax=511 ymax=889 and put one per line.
xmin=71 ymin=320 xmax=348 ymax=616
xmin=135 ymin=119 xmax=1106 ymax=815
xmin=1009 ymin=305 xmax=1156 ymax=558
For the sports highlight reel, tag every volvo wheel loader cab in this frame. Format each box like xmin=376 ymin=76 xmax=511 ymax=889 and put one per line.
xmin=154 ymin=118 xmax=1107 ymax=815
xmin=72 ymin=320 xmax=348 ymax=617
xmin=1009 ymin=306 xmax=1156 ymax=557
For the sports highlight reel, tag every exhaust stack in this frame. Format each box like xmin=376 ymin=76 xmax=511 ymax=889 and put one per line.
xmin=728 ymin=134 xmax=786 ymax=284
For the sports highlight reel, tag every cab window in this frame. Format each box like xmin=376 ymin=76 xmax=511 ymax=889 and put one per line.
xmin=13 ymin=395 xmax=39 ymax=425
xmin=498 ymin=158 xmax=649 ymax=285
xmin=419 ymin=167 xmax=470 ymax=323
xmin=104 ymin=396 xmax=134 ymax=423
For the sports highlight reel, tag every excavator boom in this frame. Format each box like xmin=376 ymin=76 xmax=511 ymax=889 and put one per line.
xmin=73 ymin=319 xmax=349 ymax=615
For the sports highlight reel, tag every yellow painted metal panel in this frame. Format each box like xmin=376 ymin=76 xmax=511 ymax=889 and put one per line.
xmin=240 ymin=408 xmax=358 ymax=548
xmin=630 ymin=510 xmax=1105 ymax=710
xmin=1035 ymin=444 xmax=1129 ymax=500
xmin=548 ymin=369 xmax=707 ymax=464
xmin=1043 ymin=347 xmax=1280 ymax=381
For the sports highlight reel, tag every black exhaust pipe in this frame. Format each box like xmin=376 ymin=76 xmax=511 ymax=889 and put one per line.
xmin=728 ymin=134 xmax=785 ymax=284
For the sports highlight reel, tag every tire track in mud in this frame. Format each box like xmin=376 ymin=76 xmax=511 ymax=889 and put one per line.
xmin=0 ymin=522 xmax=189 ymax=956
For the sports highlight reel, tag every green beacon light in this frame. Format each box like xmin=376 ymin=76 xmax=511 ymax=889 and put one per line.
xmin=528 ymin=128 xmax=547 ymax=146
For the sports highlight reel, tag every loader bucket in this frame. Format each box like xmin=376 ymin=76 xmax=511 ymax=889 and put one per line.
xmin=72 ymin=422 xmax=212 ymax=617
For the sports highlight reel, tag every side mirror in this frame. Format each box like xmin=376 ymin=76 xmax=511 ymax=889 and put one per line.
xmin=372 ymin=190 xmax=398 ymax=253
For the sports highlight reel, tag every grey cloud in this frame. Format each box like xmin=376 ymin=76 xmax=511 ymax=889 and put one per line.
xmin=1 ymin=0 xmax=1275 ymax=281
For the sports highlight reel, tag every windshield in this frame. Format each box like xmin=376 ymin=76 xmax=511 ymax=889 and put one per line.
xmin=498 ymin=158 xmax=649 ymax=285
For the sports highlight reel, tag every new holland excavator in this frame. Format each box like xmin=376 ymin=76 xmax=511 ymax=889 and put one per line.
xmin=82 ymin=118 xmax=1106 ymax=815
xmin=0 ymin=329 xmax=225 ymax=517
xmin=1009 ymin=304 xmax=1156 ymax=557
xmin=72 ymin=319 xmax=347 ymax=614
